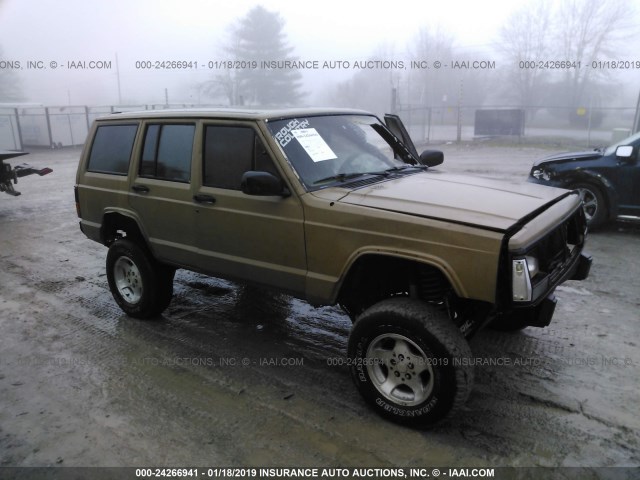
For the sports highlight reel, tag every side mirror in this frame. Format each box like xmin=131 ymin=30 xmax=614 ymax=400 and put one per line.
xmin=419 ymin=150 xmax=444 ymax=167
xmin=241 ymin=171 xmax=289 ymax=197
xmin=616 ymin=145 xmax=634 ymax=160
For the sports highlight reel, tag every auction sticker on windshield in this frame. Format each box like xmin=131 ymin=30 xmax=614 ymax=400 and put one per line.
xmin=292 ymin=128 xmax=337 ymax=162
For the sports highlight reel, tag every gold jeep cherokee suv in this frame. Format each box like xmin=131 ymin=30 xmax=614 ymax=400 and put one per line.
xmin=75 ymin=108 xmax=591 ymax=427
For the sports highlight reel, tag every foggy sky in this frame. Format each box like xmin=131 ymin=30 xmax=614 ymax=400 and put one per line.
xmin=1 ymin=0 xmax=639 ymax=106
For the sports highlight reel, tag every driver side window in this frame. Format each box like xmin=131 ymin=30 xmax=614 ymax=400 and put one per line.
xmin=203 ymin=125 xmax=281 ymax=190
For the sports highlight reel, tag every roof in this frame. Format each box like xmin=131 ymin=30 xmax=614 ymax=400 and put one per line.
xmin=95 ymin=107 xmax=373 ymax=122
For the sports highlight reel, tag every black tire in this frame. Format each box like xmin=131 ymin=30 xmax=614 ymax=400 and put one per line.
xmin=106 ymin=239 xmax=174 ymax=318
xmin=347 ymin=298 xmax=473 ymax=428
xmin=572 ymin=183 xmax=606 ymax=229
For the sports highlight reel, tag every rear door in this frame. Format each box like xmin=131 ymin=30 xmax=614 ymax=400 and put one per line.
xmin=128 ymin=121 xmax=197 ymax=266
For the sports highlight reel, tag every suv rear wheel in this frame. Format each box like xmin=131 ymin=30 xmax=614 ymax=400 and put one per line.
xmin=347 ymin=298 xmax=473 ymax=427
xmin=106 ymin=238 xmax=175 ymax=318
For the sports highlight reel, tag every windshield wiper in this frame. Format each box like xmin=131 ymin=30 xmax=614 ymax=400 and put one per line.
xmin=312 ymin=165 xmax=426 ymax=185
xmin=383 ymin=165 xmax=427 ymax=173
xmin=313 ymin=170 xmax=390 ymax=185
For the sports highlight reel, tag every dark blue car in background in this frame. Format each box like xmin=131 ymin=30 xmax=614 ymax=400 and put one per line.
xmin=528 ymin=131 xmax=640 ymax=229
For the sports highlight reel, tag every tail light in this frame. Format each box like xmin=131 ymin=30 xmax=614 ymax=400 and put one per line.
xmin=74 ymin=185 xmax=81 ymax=217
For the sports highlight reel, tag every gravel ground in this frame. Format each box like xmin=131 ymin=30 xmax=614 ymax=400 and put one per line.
xmin=0 ymin=146 xmax=638 ymax=474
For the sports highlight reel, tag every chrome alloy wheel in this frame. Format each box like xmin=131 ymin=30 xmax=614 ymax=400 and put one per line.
xmin=366 ymin=333 xmax=435 ymax=406
xmin=113 ymin=256 xmax=143 ymax=304
xmin=577 ymin=187 xmax=598 ymax=223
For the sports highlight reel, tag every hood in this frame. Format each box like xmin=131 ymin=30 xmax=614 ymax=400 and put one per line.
xmin=533 ymin=150 xmax=602 ymax=167
xmin=337 ymin=171 xmax=570 ymax=231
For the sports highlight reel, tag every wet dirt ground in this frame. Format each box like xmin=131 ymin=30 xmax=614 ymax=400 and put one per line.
xmin=0 ymin=146 xmax=638 ymax=470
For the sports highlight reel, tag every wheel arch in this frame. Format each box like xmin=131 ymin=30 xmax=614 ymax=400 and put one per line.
xmin=334 ymin=250 xmax=463 ymax=319
xmin=101 ymin=209 xmax=151 ymax=249
xmin=558 ymin=170 xmax=619 ymax=220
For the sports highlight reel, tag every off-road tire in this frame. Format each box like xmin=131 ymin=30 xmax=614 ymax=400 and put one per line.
xmin=347 ymin=298 xmax=473 ymax=428
xmin=106 ymin=239 xmax=174 ymax=318
xmin=572 ymin=182 xmax=606 ymax=229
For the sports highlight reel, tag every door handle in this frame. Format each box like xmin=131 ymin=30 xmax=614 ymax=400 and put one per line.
xmin=132 ymin=184 xmax=150 ymax=193
xmin=193 ymin=194 xmax=216 ymax=204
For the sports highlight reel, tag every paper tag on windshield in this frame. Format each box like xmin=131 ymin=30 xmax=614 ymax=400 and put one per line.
xmin=291 ymin=128 xmax=337 ymax=162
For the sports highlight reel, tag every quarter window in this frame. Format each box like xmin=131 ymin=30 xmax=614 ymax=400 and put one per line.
xmin=87 ymin=124 xmax=138 ymax=175
xmin=140 ymin=124 xmax=195 ymax=182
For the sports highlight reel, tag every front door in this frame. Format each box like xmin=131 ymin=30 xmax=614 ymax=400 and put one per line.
xmin=192 ymin=122 xmax=307 ymax=295
xmin=615 ymin=142 xmax=640 ymax=216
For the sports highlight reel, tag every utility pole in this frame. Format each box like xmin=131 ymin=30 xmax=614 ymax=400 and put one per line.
xmin=634 ymin=89 xmax=640 ymax=134
xmin=115 ymin=53 xmax=122 ymax=105
xmin=391 ymin=87 xmax=398 ymax=115
xmin=456 ymin=78 xmax=463 ymax=143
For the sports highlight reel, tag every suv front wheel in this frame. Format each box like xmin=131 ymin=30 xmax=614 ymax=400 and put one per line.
xmin=106 ymin=238 xmax=175 ymax=318
xmin=347 ymin=298 xmax=473 ymax=427
xmin=573 ymin=182 xmax=606 ymax=229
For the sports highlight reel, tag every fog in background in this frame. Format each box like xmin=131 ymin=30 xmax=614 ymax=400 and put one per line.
xmin=1 ymin=0 xmax=639 ymax=118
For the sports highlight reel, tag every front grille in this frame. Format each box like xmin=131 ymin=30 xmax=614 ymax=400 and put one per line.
xmin=532 ymin=207 xmax=586 ymax=286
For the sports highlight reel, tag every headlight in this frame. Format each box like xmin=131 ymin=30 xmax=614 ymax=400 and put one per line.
xmin=525 ymin=255 xmax=539 ymax=278
xmin=532 ymin=168 xmax=552 ymax=181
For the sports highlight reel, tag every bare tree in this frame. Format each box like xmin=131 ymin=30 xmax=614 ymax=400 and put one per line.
xmin=321 ymin=44 xmax=399 ymax=114
xmin=406 ymin=26 xmax=455 ymax=107
xmin=555 ymin=0 xmax=633 ymax=109
xmin=496 ymin=0 xmax=552 ymax=109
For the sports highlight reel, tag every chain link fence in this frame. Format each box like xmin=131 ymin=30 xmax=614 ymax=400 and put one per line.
xmin=397 ymin=105 xmax=637 ymax=148
xmin=0 ymin=104 xmax=208 ymax=151
xmin=1 ymin=103 xmax=637 ymax=151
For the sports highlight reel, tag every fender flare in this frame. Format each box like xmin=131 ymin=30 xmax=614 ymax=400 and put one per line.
xmin=100 ymin=208 xmax=154 ymax=252
xmin=331 ymin=247 xmax=466 ymax=304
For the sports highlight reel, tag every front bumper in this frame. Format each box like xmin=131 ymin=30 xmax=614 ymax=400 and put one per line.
xmin=500 ymin=198 xmax=592 ymax=328
xmin=571 ymin=252 xmax=592 ymax=281
xmin=522 ymin=293 xmax=557 ymax=328
xmin=520 ymin=252 xmax=591 ymax=327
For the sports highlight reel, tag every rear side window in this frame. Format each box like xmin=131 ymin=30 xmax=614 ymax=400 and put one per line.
xmin=140 ymin=124 xmax=195 ymax=182
xmin=87 ymin=124 xmax=138 ymax=175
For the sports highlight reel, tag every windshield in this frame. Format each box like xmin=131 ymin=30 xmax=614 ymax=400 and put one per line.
xmin=267 ymin=115 xmax=414 ymax=189
xmin=604 ymin=130 xmax=640 ymax=156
